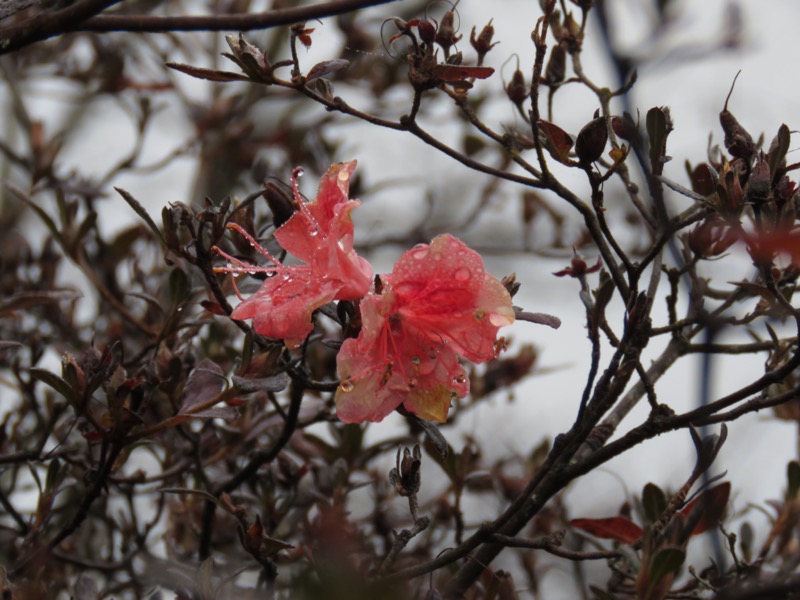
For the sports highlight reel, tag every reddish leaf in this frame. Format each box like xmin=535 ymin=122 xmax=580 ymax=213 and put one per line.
xmin=537 ymin=119 xmax=575 ymax=165
xmin=433 ymin=64 xmax=495 ymax=82
xmin=680 ymin=481 xmax=731 ymax=536
xmin=570 ymin=517 xmax=643 ymax=544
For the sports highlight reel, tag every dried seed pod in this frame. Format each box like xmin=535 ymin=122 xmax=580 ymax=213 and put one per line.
xmin=470 ymin=20 xmax=497 ymax=58
xmin=575 ymin=116 xmax=608 ymax=165
xmin=720 ymin=71 xmax=756 ymax=161
xmin=435 ymin=9 xmax=461 ymax=52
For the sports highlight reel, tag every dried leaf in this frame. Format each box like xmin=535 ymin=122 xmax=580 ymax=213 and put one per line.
xmin=306 ymin=59 xmax=349 ymax=82
xmin=166 ymin=62 xmax=250 ymax=83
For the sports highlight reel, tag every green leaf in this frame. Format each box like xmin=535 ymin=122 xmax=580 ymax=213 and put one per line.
xmin=29 ymin=367 xmax=76 ymax=404
xmin=642 ymin=483 xmax=667 ymax=525
xmin=648 ymin=546 xmax=685 ymax=585
xmin=646 ymin=107 xmax=669 ymax=176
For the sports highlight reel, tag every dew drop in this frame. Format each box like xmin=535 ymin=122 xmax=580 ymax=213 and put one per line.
xmin=489 ymin=312 xmax=514 ymax=327
xmin=309 ymin=228 xmax=319 ymax=237
xmin=296 ymin=168 xmax=305 ymax=178
xmin=474 ymin=310 xmax=485 ymax=320
xmin=338 ymin=169 xmax=349 ymax=182
xmin=454 ymin=267 xmax=471 ymax=282
xmin=339 ymin=380 xmax=353 ymax=392
xmin=432 ymin=252 xmax=442 ymax=261
xmin=232 ymin=272 xmax=240 ymax=278
xmin=453 ymin=374 xmax=467 ymax=384
xmin=410 ymin=355 xmax=421 ymax=365
xmin=412 ymin=246 xmax=429 ymax=260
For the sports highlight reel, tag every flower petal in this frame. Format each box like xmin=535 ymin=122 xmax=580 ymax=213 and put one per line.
xmin=230 ymin=266 xmax=338 ymax=348
xmin=393 ymin=234 xmax=514 ymax=362
xmin=275 ymin=161 xmax=371 ymax=296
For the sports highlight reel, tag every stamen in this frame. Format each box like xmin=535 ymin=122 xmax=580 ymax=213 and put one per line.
xmin=291 ymin=167 xmax=323 ymax=237
xmin=224 ymin=223 xmax=283 ymax=265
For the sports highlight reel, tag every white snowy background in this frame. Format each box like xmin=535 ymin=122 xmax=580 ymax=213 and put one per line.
xmin=4 ymin=0 xmax=800 ymax=597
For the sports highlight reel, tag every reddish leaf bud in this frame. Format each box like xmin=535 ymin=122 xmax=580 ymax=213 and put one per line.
xmin=506 ymin=69 xmax=527 ymax=106
xmin=544 ymin=44 xmax=566 ymax=84
xmin=611 ymin=112 xmax=637 ymax=142
xmin=575 ymin=116 xmax=608 ymax=165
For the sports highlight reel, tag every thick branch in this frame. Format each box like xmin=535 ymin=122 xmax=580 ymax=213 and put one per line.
xmin=0 ymin=0 xmax=122 ymax=55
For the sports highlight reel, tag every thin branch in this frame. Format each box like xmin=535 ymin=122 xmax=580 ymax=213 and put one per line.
xmin=79 ymin=0 xmax=400 ymax=33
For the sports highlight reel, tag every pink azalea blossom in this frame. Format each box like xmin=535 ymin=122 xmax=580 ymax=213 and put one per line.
xmin=335 ymin=234 xmax=515 ymax=423
xmin=215 ymin=161 xmax=372 ymax=348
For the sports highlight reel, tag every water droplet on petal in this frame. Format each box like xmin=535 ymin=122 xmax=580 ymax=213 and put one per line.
xmin=296 ymin=168 xmax=305 ymax=178
xmin=338 ymin=169 xmax=349 ymax=182
xmin=339 ymin=380 xmax=353 ymax=392
xmin=474 ymin=310 xmax=485 ymax=320
xmin=410 ymin=356 xmax=421 ymax=365
xmin=309 ymin=228 xmax=319 ymax=237
xmin=412 ymin=245 xmax=429 ymax=260
xmin=489 ymin=312 xmax=514 ymax=327
xmin=454 ymin=267 xmax=471 ymax=281
xmin=432 ymin=252 xmax=442 ymax=261
xmin=453 ymin=374 xmax=467 ymax=384
xmin=232 ymin=272 xmax=240 ymax=278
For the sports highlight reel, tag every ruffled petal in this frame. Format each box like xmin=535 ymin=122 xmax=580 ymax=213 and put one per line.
xmin=393 ymin=234 xmax=514 ymax=362
xmin=335 ymin=336 xmax=407 ymax=424
xmin=402 ymin=345 xmax=469 ymax=422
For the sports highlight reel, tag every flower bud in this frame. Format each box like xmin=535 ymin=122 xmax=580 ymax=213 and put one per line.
xmin=611 ymin=112 xmax=636 ymax=142
xmin=415 ymin=19 xmax=436 ymax=44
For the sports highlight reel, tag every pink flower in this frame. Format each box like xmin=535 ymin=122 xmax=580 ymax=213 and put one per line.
xmin=335 ymin=234 xmax=515 ymax=423
xmin=215 ymin=161 xmax=372 ymax=348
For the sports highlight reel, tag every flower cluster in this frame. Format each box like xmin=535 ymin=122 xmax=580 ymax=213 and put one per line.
xmin=217 ymin=162 xmax=515 ymax=423
xmin=215 ymin=162 xmax=372 ymax=349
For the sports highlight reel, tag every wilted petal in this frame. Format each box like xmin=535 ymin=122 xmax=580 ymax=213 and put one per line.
xmin=230 ymin=266 xmax=338 ymax=348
